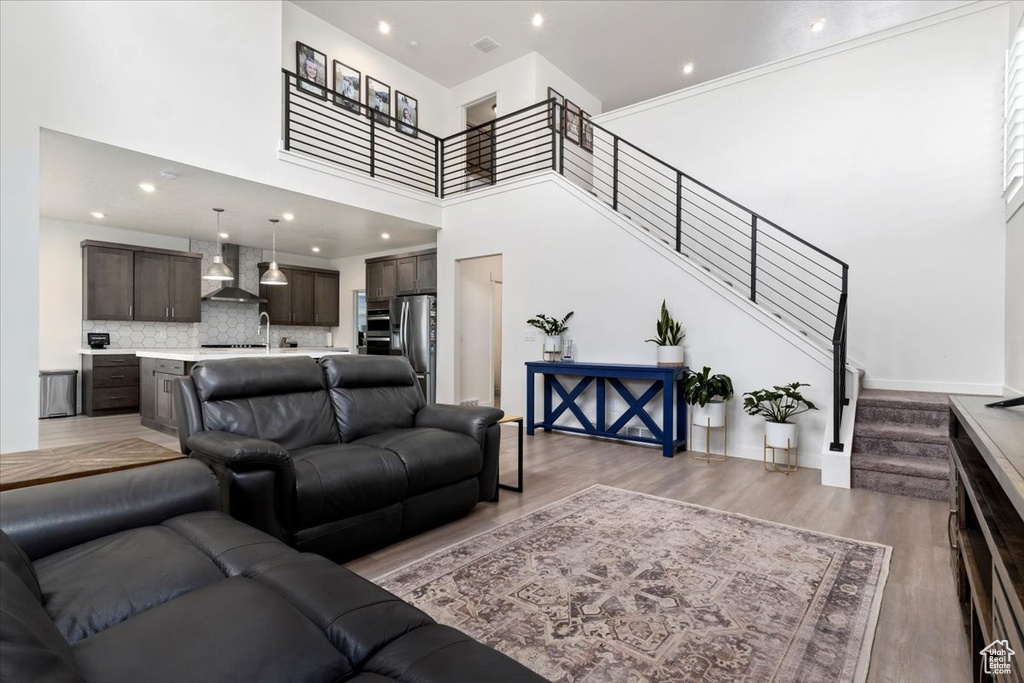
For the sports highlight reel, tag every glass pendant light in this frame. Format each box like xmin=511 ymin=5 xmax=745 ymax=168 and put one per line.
xmin=260 ymin=218 xmax=288 ymax=286
xmin=202 ymin=208 xmax=234 ymax=281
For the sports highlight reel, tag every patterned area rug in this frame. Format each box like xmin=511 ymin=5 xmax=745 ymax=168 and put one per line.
xmin=378 ymin=485 xmax=891 ymax=683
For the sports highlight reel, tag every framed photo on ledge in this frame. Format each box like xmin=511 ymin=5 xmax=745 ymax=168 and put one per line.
xmin=396 ymin=91 xmax=418 ymax=137
xmin=366 ymin=76 xmax=391 ymax=125
xmin=333 ymin=60 xmax=361 ymax=114
xmin=581 ymin=110 xmax=594 ymax=152
xmin=547 ymin=86 xmax=564 ymax=131
xmin=565 ymin=99 xmax=581 ymax=145
xmin=296 ymin=42 xmax=327 ymax=99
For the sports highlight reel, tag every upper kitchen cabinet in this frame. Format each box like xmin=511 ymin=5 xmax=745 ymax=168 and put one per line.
xmin=258 ymin=263 xmax=339 ymax=327
xmin=368 ymin=249 xmax=436 ymax=299
xmin=83 ymin=244 xmax=134 ymax=320
xmin=82 ymin=241 xmax=202 ymax=322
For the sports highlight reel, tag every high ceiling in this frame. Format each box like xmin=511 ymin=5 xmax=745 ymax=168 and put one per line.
xmin=293 ymin=0 xmax=969 ymax=111
xmin=39 ymin=130 xmax=438 ymax=259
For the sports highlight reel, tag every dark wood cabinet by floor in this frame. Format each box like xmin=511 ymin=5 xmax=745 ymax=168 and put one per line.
xmin=259 ymin=263 xmax=340 ymax=327
xmin=368 ymin=249 xmax=436 ymax=300
xmin=82 ymin=354 xmax=140 ymax=416
xmin=83 ymin=245 xmax=134 ymax=320
xmin=140 ymin=357 xmax=191 ymax=435
xmin=82 ymin=241 xmax=202 ymax=322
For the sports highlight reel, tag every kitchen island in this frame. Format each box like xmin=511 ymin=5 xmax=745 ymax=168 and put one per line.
xmin=135 ymin=347 xmax=349 ymax=362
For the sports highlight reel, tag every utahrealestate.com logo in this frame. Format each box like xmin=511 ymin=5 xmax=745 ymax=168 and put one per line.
xmin=981 ymin=639 xmax=1016 ymax=676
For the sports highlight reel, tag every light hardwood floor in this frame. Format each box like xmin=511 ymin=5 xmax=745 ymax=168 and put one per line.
xmin=37 ymin=415 xmax=970 ymax=683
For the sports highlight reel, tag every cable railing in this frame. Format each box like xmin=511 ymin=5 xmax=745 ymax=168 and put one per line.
xmin=280 ymin=75 xmax=850 ymax=450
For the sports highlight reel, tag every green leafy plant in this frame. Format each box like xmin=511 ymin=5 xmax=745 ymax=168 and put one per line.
xmin=742 ymin=383 xmax=817 ymax=423
xmin=527 ymin=311 xmax=574 ymax=336
xmin=683 ymin=366 xmax=734 ymax=407
xmin=644 ymin=300 xmax=684 ymax=346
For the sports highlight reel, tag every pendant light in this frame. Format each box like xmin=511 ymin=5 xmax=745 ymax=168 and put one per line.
xmin=202 ymin=208 xmax=234 ymax=281
xmin=260 ymin=218 xmax=288 ymax=286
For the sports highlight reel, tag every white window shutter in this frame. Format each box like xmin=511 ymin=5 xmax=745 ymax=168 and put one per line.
xmin=1005 ymin=28 xmax=1024 ymax=202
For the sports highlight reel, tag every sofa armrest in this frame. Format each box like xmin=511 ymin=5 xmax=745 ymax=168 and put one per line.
xmin=414 ymin=404 xmax=503 ymax=447
xmin=0 ymin=459 xmax=218 ymax=561
xmin=186 ymin=431 xmax=292 ymax=470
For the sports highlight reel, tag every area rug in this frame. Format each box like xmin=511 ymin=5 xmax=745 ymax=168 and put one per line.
xmin=378 ymin=485 xmax=891 ymax=683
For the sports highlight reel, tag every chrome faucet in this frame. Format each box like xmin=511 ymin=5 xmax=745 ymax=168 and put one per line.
xmin=258 ymin=312 xmax=271 ymax=349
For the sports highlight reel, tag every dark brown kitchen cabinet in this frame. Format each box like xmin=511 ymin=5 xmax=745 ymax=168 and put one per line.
xmin=82 ymin=353 xmax=139 ymax=416
xmin=259 ymin=263 xmax=340 ymax=327
xmin=140 ymin=357 xmax=191 ymax=435
xmin=314 ymin=272 xmax=340 ymax=326
xmin=369 ymin=249 xmax=436 ymax=299
xmin=83 ymin=245 xmax=134 ymax=320
xmin=82 ymin=241 xmax=202 ymax=322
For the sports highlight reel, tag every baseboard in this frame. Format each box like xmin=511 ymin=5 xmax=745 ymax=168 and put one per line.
xmin=862 ymin=378 xmax=1003 ymax=395
xmin=685 ymin=436 xmax=822 ymax=470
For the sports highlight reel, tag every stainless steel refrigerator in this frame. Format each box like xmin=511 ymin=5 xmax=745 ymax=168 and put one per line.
xmin=389 ymin=295 xmax=437 ymax=403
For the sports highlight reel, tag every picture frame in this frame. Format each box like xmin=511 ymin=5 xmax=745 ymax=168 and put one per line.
xmin=565 ymin=99 xmax=581 ymax=145
xmin=366 ymin=76 xmax=391 ymax=125
xmin=332 ymin=60 xmax=361 ymax=114
xmin=296 ymin=42 xmax=327 ymax=99
xmin=547 ymin=86 xmax=564 ymax=131
xmin=581 ymin=110 xmax=594 ymax=152
xmin=395 ymin=91 xmax=418 ymax=137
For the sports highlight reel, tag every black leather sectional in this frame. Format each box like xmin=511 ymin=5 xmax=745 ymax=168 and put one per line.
xmin=176 ymin=355 xmax=503 ymax=561
xmin=0 ymin=460 xmax=545 ymax=682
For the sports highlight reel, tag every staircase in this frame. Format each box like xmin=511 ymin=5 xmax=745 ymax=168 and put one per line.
xmin=851 ymin=389 xmax=950 ymax=501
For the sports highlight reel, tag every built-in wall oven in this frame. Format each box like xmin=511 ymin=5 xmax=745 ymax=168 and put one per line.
xmin=365 ymin=302 xmax=392 ymax=356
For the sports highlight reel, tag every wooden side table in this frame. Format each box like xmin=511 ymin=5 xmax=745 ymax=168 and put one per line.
xmin=497 ymin=414 xmax=524 ymax=496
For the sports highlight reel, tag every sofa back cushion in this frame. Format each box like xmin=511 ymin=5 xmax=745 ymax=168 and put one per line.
xmin=319 ymin=356 xmax=424 ymax=442
xmin=0 ymin=564 xmax=83 ymax=682
xmin=191 ymin=357 xmax=338 ymax=451
xmin=1 ymin=531 xmax=41 ymax=603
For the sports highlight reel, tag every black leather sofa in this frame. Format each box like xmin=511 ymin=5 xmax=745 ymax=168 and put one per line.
xmin=176 ymin=355 xmax=503 ymax=561
xmin=0 ymin=460 xmax=545 ymax=682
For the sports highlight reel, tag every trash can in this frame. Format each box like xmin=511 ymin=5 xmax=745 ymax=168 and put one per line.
xmin=39 ymin=370 xmax=78 ymax=418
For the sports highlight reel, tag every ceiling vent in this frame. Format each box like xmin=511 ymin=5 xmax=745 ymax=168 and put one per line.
xmin=470 ymin=36 xmax=500 ymax=54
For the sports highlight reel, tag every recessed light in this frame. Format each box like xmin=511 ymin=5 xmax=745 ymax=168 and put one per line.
xmin=139 ymin=183 xmax=156 ymax=193
xmin=379 ymin=21 xmax=391 ymax=34
xmin=381 ymin=232 xmax=390 ymax=239
xmin=682 ymin=63 xmax=694 ymax=75
xmin=219 ymin=232 xmax=229 ymax=239
xmin=311 ymin=247 xmax=321 ymax=253
xmin=90 ymin=211 xmax=105 ymax=219
xmin=811 ymin=18 xmax=826 ymax=33
xmin=282 ymin=212 xmax=294 ymax=221
xmin=159 ymin=171 xmax=177 ymax=180
xmin=532 ymin=13 xmax=544 ymax=28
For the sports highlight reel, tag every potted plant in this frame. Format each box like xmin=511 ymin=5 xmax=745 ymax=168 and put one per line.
xmin=527 ymin=311 xmax=574 ymax=361
xmin=683 ymin=366 xmax=734 ymax=428
xmin=742 ymin=382 xmax=817 ymax=448
xmin=645 ymin=300 xmax=685 ymax=366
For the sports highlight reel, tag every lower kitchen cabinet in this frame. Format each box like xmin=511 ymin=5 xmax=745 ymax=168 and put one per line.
xmin=82 ymin=354 xmax=140 ymax=416
xmin=140 ymin=357 xmax=192 ymax=435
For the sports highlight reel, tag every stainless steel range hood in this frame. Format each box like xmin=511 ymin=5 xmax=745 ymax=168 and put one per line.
xmin=201 ymin=243 xmax=267 ymax=303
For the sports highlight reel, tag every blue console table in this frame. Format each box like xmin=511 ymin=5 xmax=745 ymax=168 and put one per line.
xmin=525 ymin=361 xmax=687 ymax=457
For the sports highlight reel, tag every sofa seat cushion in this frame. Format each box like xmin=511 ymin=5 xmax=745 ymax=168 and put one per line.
xmin=33 ymin=511 xmax=296 ymax=644
xmin=354 ymin=429 xmax=482 ymax=496
xmin=72 ymin=577 xmax=352 ymax=683
xmin=291 ymin=445 xmax=408 ymax=528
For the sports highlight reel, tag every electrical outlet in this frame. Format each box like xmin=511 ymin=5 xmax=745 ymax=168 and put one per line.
xmin=524 ymin=332 xmax=536 ymax=342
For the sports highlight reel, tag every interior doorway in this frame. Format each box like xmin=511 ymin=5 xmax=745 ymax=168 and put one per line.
xmin=455 ymin=254 xmax=502 ymax=408
xmin=462 ymin=94 xmax=497 ymax=190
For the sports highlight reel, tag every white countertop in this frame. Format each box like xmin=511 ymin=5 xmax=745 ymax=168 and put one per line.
xmin=80 ymin=347 xmax=349 ymax=361
xmin=79 ymin=348 xmax=146 ymax=355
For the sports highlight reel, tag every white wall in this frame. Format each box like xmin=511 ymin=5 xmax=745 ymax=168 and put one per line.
xmin=1007 ymin=202 xmax=1024 ymax=395
xmin=533 ymin=53 xmax=602 ymax=117
xmin=456 ymin=255 xmax=502 ymax=406
xmin=596 ymin=5 xmax=1009 ymax=395
xmin=438 ymin=176 xmax=832 ymax=467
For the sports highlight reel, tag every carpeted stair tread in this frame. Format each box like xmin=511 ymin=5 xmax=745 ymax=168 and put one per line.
xmin=852 ymin=421 xmax=946 ymax=445
xmin=851 ymin=453 xmax=948 ymax=480
xmin=851 ymin=469 xmax=949 ymax=502
xmin=857 ymin=388 xmax=949 ymax=412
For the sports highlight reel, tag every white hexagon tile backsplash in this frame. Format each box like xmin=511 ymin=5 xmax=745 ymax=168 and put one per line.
xmin=82 ymin=240 xmax=334 ymax=350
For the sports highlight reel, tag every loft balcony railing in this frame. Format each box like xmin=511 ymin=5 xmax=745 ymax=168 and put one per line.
xmin=281 ymin=69 xmax=850 ymax=450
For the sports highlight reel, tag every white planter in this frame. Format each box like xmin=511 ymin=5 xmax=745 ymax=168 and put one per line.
xmin=692 ymin=401 xmax=727 ymax=428
xmin=543 ymin=335 xmax=562 ymax=361
xmin=765 ymin=421 xmax=798 ymax=449
xmin=656 ymin=345 xmax=685 ymax=367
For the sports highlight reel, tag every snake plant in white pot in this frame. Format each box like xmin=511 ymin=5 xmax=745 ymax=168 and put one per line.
xmin=527 ymin=311 xmax=574 ymax=361
xmin=742 ymin=383 xmax=817 ymax=448
xmin=683 ymin=367 xmax=734 ymax=428
xmin=645 ymin=300 xmax=685 ymax=366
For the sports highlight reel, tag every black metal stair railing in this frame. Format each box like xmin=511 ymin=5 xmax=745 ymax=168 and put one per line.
xmin=279 ymin=75 xmax=850 ymax=449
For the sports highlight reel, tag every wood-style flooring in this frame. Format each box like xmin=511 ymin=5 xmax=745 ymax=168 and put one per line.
xmin=36 ymin=415 xmax=970 ymax=683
